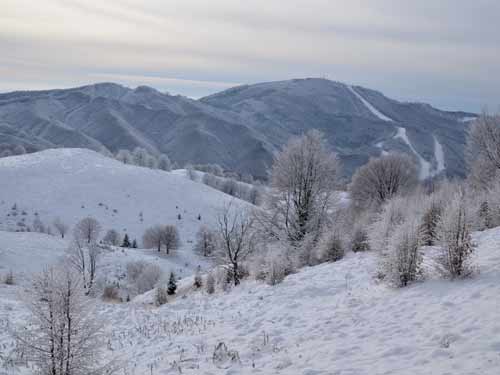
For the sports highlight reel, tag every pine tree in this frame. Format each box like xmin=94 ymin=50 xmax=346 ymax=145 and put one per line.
xmin=177 ymin=213 xmax=182 ymax=220
xmin=132 ymin=239 xmax=138 ymax=248
xmin=122 ymin=233 xmax=131 ymax=248
xmin=167 ymin=272 xmax=177 ymax=295
xmin=420 ymin=202 xmax=441 ymax=246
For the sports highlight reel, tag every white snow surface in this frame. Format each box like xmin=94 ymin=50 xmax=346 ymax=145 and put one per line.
xmin=394 ymin=127 xmax=431 ymax=180
xmin=349 ymin=86 xmax=394 ymax=122
xmin=0 ymin=149 xmax=251 ymax=243
xmin=433 ymin=135 xmax=446 ymax=175
xmin=2 ymin=227 xmax=500 ymax=374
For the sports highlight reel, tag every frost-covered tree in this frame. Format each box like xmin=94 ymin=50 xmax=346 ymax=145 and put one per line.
xmin=157 ymin=154 xmax=172 ymax=171
xmin=167 ymin=272 xmax=177 ymax=295
xmin=384 ymin=220 xmax=422 ymax=287
xmin=132 ymin=147 xmax=150 ymax=167
xmin=13 ymin=144 xmax=26 ymax=155
xmin=466 ymin=113 xmax=500 ymax=189
xmin=155 ymin=286 xmax=168 ymax=306
xmin=14 ymin=267 xmax=113 ymax=375
xmin=438 ymin=193 xmax=474 ymax=278
xmin=419 ymin=200 xmax=442 ymax=246
xmin=162 ymin=225 xmax=180 ymax=255
xmin=115 ymin=149 xmax=133 ymax=164
xmin=477 ymin=200 xmax=493 ymax=230
xmin=215 ymin=204 xmax=255 ymax=286
xmin=206 ymin=272 xmax=215 ymax=294
xmin=195 ymin=225 xmax=217 ymax=257
xmin=349 ymin=154 xmax=418 ymax=210
xmin=102 ymin=229 xmax=121 ymax=246
xmin=351 ymin=225 xmax=370 ymax=252
xmin=267 ymin=130 xmax=340 ymax=244
xmin=142 ymin=225 xmax=163 ymax=252
xmin=74 ymin=217 xmax=101 ymax=244
xmin=33 ymin=216 xmax=46 ymax=233
xmin=53 ymin=217 xmax=69 ymax=238
xmin=67 ymin=237 xmax=100 ymax=295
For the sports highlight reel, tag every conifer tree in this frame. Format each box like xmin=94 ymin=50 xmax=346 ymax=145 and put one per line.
xmin=132 ymin=239 xmax=138 ymax=248
xmin=122 ymin=233 xmax=131 ymax=248
xmin=478 ymin=200 xmax=492 ymax=230
xmin=167 ymin=272 xmax=177 ymax=295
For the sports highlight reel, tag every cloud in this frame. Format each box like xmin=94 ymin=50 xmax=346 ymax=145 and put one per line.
xmin=0 ymin=0 xmax=498 ymax=111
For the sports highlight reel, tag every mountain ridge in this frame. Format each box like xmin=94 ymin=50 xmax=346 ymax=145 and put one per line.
xmin=0 ymin=78 xmax=476 ymax=178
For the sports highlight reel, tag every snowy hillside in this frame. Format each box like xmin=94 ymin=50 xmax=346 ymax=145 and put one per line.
xmin=0 ymin=148 xmax=251 ymax=244
xmin=2 ymin=224 xmax=500 ymax=374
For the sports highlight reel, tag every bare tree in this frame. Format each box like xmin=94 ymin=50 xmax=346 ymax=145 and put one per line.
xmin=267 ymin=130 xmax=340 ymax=244
xmin=142 ymin=225 xmax=163 ymax=252
xmin=466 ymin=113 xmax=500 ymax=189
xmin=74 ymin=217 xmax=101 ymax=244
xmin=195 ymin=225 xmax=217 ymax=257
xmin=215 ymin=204 xmax=255 ymax=286
xmin=14 ymin=267 xmax=115 ymax=375
xmin=102 ymin=229 xmax=121 ymax=246
xmin=349 ymin=153 xmax=418 ymax=210
xmin=53 ymin=217 xmax=69 ymax=239
xmin=67 ymin=237 xmax=100 ymax=295
xmin=161 ymin=225 xmax=180 ymax=255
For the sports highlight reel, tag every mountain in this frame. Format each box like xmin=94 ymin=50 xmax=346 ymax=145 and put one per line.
xmin=0 ymin=79 xmax=476 ymax=179
xmin=0 ymin=148 xmax=250 ymax=242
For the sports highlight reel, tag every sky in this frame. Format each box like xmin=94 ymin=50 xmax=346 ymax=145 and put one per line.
xmin=1 ymin=0 xmax=499 ymax=112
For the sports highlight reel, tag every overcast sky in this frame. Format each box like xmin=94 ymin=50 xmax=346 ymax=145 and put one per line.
xmin=1 ymin=0 xmax=499 ymax=111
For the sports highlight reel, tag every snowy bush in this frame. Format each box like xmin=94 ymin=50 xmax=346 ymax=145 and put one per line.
xmin=3 ymin=270 xmax=14 ymax=285
xmin=320 ymin=234 xmax=345 ymax=262
xmin=384 ymin=219 xmax=422 ymax=287
xmin=206 ymin=272 xmax=215 ymax=294
xmin=351 ymin=225 xmax=370 ymax=252
xmin=155 ymin=286 xmax=168 ymax=306
xmin=137 ymin=264 xmax=163 ymax=294
xmin=102 ymin=229 xmax=121 ymax=246
xmin=102 ymin=284 xmax=120 ymax=301
xmin=438 ymin=194 xmax=475 ymax=278
xmin=419 ymin=199 xmax=442 ymax=246
xmin=266 ymin=254 xmax=287 ymax=286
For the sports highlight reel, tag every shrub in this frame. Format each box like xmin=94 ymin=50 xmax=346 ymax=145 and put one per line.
xmin=438 ymin=194 xmax=474 ymax=278
xmin=384 ymin=220 xmax=422 ymax=287
xmin=322 ymin=234 xmax=345 ymax=262
xmin=3 ymin=270 xmax=14 ymax=285
xmin=102 ymin=284 xmax=120 ymax=301
xmin=351 ymin=226 xmax=370 ymax=252
xmin=155 ymin=286 xmax=168 ymax=306
xmin=206 ymin=272 xmax=215 ymax=294
xmin=266 ymin=256 xmax=286 ymax=286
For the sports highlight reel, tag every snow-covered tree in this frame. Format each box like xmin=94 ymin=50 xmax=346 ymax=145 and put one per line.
xmin=33 ymin=216 xmax=46 ymax=233
xmin=438 ymin=193 xmax=474 ymax=278
xmin=155 ymin=286 xmax=168 ymax=306
xmin=142 ymin=225 xmax=163 ymax=252
xmin=266 ymin=130 xmax=340 ymax=244
xmin=206 ymin=272 xmax=215 ymax=294
xmin=195 ymin=225 xmax=217 ymax=257
xmin=14 ymin=267 xmax=115 ymax=375
xmin=157 ymin=154 xmax=172 ymax=171
xmin=215 ymin=204 xmax=255 ymax=286
xmin=350 ymin=154 xmax=418 ymax=210
xmin=102 ymin=229 xmax=121 ymax=246
xmin=419 ymin=200 xmax=442 ymax=246
xmin=74 ymin=217 xmax=101 ymax=244
xmin=115 ymin=149 xmax=133 ymax=164
xmin=384 ymin=219 xmax=422 ymax=287
xmin=162 ymin=225 xmax=180 ymax=255
xmin=53 ymin=217 xmax=69 ymax=239
xmin=466 ymin=113 xmax=500 ymax=189
xmin=13 ymin=144 xmax=26 ymax=155
xmin=67 ymin=237 xmax=100 ymax=295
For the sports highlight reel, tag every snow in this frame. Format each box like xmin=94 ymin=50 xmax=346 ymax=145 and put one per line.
xmin=2 ymin=226 xmax=500 ymax=374
xmin=349 ymin=86 xmax=394 ymax=122
xmin=459 ymin=116 xmax=477 ymax=123
xmin=0 ymin=149 xmax=251 ymax=243
xmin=394 ymin=127 xmax=431 ymax=180
xmin=433 ymin=135 xmax=446 ymax=175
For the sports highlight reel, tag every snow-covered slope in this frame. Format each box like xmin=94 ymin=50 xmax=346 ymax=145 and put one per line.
xmin=0 ymin=148 xmax=251 ymax=243
xmin=2 ymin=224 xmax=500 ymax=374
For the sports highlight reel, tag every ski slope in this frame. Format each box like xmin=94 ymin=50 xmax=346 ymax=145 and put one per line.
xmin=0 ymin=149 xmax=251 ymax=244
xmin=349 ymin=86 xmax=394 ymax=122
xmin=394 ymin=127 xmax=431 ymax=180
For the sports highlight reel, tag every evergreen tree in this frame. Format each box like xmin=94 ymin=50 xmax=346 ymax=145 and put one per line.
xmin=122 ymin=233 xmax=131 ymax=248
xmin=177 ymin=213 xmax=182 ymax=220
xmin=167 ymin=272 xmax=177 ymax=295
xmin=419 ymin=202 xmax=441 ymax=246
xmin=132 ymin=239 xmax=138 ymax=248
